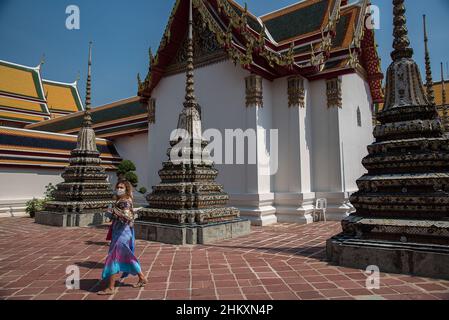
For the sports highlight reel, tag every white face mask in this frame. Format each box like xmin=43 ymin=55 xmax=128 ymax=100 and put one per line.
xmin=116 ymin=189 xmax=126 ymax=197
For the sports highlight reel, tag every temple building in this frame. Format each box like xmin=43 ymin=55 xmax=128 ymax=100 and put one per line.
xmin=0 ymin=59 xmax=84 ymax=127
xmin=1 ymin=0 xmax=384 ymax=226
xmin=0 ymin=59 xmax=122 ymax=216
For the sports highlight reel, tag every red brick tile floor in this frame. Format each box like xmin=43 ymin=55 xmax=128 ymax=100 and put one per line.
xmin=1 ymin=217 xmax=448 ymax=301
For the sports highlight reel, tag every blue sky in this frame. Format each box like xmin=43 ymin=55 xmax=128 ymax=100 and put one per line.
xmin=0 ymin=0 xmax=448 ymax=107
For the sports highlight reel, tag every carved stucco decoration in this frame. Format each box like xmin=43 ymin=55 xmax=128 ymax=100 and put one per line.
xmin=147 ymin=98 xmax=156 ymax=124
xmin=170 ymin=10 xmax=224 ymax=71
xmin=287 ymin=76 xmax=305 ymax=108
xmin=245 ymin=74 xmax=263 ymax=108
xmin=326 ymin=78 xmax=342 ymax=108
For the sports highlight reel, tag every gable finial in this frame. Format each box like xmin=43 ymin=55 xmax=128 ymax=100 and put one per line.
xmin=40 ymin=54 xmax=46 ymax=68
xmin=149 ymin=46 xmax=154 ymax=69
xmin=423 ymin=14 xmax=435 ymax=105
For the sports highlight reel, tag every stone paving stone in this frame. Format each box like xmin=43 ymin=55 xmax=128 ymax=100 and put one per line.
xmin=1 ymin=217 xmax=449 ymax=301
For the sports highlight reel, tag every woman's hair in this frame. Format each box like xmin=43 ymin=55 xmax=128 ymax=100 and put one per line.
xmin=116 ymin=180 xmax=133 ymax=200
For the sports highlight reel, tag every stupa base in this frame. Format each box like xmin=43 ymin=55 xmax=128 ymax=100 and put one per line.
xmin=327 ymin=234 xmax=449 ymax=280
xmin=134 ymin=218 xmax=251 ymax=245
xmin=35 ymin=211 xmax=106 ymax=227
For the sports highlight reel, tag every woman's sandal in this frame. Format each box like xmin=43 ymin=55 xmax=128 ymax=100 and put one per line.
xmin=97 ymin=288 xmax=117 ymax=296
xmin=133 ymin=278 xmax=148 ymax=288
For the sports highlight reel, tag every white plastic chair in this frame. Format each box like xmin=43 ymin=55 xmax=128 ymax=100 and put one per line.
xmin=314 ymin=198 xmax=327 ymax=222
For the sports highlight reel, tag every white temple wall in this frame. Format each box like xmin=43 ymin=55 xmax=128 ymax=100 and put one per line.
xmin=112 ymin=132 xmax=150 ymax=190
xmin=309 ymin=78 xmax=349 ymax=221
xmin=339 ymin=73 xmax=374 ymax=193
xmin=309 ymin=79 xmax=343 ymax=193
xmin=111 ymin=132 xmax=150 ymax=206
xmin=308 ymin=74 xmax=375 ymax=221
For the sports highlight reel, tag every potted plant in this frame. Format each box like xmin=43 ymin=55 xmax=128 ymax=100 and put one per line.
xmin=25 ymin=183 xmax=56 ymax=218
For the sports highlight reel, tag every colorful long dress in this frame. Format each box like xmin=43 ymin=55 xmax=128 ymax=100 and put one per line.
xmin=102 ymin=198 xmax=142 ymax=280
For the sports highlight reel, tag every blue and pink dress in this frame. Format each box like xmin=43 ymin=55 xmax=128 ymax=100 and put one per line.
xmin=101 ymin=198 xmax=142 ymax=280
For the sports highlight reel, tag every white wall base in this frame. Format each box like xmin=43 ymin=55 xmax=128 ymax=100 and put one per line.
xmin=0 ymin=192 xmax=356 ymax=224
xmin=228 ymin=192 xmax=356 ymax=226
xmin=229 ymin=193 xmax=277 ymax=226
xmin=0 ymin=200 xmax=29 ymax=218
xmin=274 ymin=192 xmax=315 ymax=224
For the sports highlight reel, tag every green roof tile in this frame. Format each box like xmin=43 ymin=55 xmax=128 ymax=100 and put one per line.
xmin=31 ymin=100 xmax=147 ymax=133
xmin=264 ymin=0 xmax=329 ymax=43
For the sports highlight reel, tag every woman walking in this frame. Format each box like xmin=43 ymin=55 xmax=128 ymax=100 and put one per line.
xmin=98 ymin=181 xmax=147 ymax=295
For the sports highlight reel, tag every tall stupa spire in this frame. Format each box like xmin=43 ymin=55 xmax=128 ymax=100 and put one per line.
xmin=85 ymin=41 xmax=92 ymax=109
xmin=391 ymin=0 xmax=413 ymax=61
xmin=176 ymin=0 xmax=202 ymax=140
xmin=82 ymin=42 xmax=93 ymax=128
xmin=135 ymin=0 xmax=249 ymax=245
xmin=423 ymin=15 xmax=435 ymax=105
xmin=35 ymin=42 xmax=114 ymax=228
xmin=184 ymin=0 xmax=196 ymax=107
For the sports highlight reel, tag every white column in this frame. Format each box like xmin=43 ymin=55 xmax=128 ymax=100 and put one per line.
xmin=230 ymin=75 xmax=276 ymax=226
xmin=275 ymin=77 xmax=315 ymax=224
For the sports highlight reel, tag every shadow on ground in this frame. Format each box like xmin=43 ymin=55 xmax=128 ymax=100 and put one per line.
xmin=75 ymin=261 xmax=105 ymax=269
xmin=202 ymin=244 xmax=329 ymax=262
xmin=79 ymin=279 xmax=103 ymax=293
xmin=85 ymin=240 xmax=109 ymax=246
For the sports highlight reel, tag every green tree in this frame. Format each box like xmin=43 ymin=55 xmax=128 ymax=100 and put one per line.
xmin=117 ymin=160 xmax=139 ymax=188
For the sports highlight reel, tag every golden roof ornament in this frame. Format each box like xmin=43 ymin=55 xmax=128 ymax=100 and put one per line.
xmin=346 ymin=45 xmax=359 ymax=69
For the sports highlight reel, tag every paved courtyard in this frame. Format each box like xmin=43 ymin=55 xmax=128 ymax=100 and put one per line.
xmin=0 ymin=217 xmax=448 ymax=300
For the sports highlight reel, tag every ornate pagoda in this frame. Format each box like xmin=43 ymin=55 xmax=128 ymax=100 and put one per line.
xmin=135 ymin=0 xmax=250 ymax=245
xmin=35 ymin=43 xmax=114 ymax=227
xmin=327 ymin=0 xmax=449 ymax=279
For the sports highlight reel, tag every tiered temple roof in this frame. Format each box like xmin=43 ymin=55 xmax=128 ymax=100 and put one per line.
xmin=0 ymin=59 xmax=83 ymax=126
xmin=42 ymin=80 xmax=84 ymax=117
xmin=0 ymin=126 xmax=121 ymax=170
xmin=26 ymin=96 xmax=149 ymax=139
xmin=138 ymin=0 xmax=384 ymax=103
